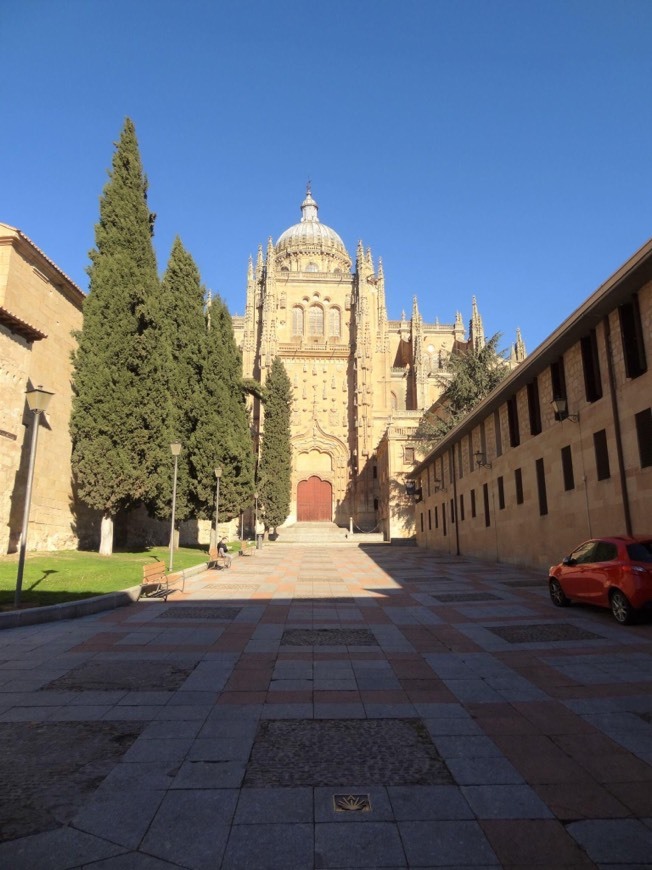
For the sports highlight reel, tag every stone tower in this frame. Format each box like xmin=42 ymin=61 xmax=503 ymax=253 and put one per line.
xmin=232 ymin=187 xmax=520 ymax=532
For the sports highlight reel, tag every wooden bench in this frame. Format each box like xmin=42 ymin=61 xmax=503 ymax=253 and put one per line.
xmin=140 ymin=561 xmax=183 ymax=601
xmin=208 ymin=546 xmax=231 ymax=569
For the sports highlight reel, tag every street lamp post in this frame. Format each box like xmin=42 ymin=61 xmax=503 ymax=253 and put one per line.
xmin=14 ymin=386 xmax=54 ymax=609
xmin=254 ymin=490 xmax=262 ymax=549
xmin=169 ymin=442 xmax=182 ymax=573
xmin=214 ymin=467 xmax=222 ymax=546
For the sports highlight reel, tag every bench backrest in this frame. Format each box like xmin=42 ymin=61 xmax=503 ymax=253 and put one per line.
xmin=143 ymin=561 xmax=167 ymax=582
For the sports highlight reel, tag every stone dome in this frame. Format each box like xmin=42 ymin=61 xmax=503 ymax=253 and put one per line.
xmin=275 ymin=188 xmax=351 ymax=272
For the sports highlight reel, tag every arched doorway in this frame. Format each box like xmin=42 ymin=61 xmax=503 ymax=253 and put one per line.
xmin=297 ymin=477 xmax=332 ymax=521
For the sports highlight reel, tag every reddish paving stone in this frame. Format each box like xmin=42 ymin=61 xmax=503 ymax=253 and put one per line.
xmin=532 ymin=782 xmax=631 ymax=821
xmin=513 ymin=701 xmax=597 ymax=735
xmin=491 ymin=735 xmax=594 ymax=784
xmin=606 ymin=780 xmax=652 ymax=817
xmin=217 ymin=691 xmax=267 ymax=705
xmin=313 ymin=691 xmax=361 ymax=704
xmin=481 ymin=819 xmax=597 ymax=867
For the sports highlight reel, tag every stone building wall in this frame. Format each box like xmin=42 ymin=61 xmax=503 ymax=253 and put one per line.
xmin=411 ymin=240 xmax=652 ymax=570
xmin=0 ymin=225 xmax=84 ymax=553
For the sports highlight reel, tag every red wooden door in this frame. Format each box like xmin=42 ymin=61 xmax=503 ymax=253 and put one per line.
xmin=297 ymin=477 xmax=332 ymax=521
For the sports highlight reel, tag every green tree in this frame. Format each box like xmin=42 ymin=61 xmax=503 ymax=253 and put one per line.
xmin=415 ymin=333 xmax=509 ymax=450
xmin=258 ymin=356 xmax=292 ymax=531
xmin=70 ymin=118 xmax=161 ymax=555
xmin=190 ymin=294 xmax=255 ymax=534
xmin=146 ymin=237 xmax=207 ymax=524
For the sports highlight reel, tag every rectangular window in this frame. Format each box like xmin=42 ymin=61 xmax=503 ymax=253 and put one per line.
xmin=507 ymin=396 xmax=520 ymax=447
xmin=635 ymin=408 xmax=652 ymax=468
xmin=494 ymin=409 xmax=503 ymax=456
xmin=450 ymin=498 xmax=455 ymax=523
xmin=581 ymin=330 xmax=603 ymax=402
xmin=514 ymin=467 xmax=524 ymax=504
xmin=420 ymin=512 xmax=424 ymax=532
xmin=459 ymin=493 xmax=465 ymax=521
xmin=428 ymin=509 xmax=432 ymax=531
xmin=434 ymin=505 xmax=439 ymax=528
xmin=561 ymin=445 xmax=575 ymax=491
xmin=527 ymin=378 xmax=542 ymax=436
xmin=619 ymin=294 xmax=647 ymax=379
xmin=404 ymin=447 xmax=415 ymax=464
xmin=497 ymin=476 xmax=505 ymax=509
xmin=442 ymin=503 xmax=447 ymax=536
xmin=593 ymin=429 xmax=611 ymax=480
xmin=550 ymin=356 xmax=567 ymax=408
xmin=483 ymin=483 xmax=490 ymax=527
xmin=535 ymin=458 xmax=548 ymax=516
xmin=470 ymin=488 xmax=476 ymax=518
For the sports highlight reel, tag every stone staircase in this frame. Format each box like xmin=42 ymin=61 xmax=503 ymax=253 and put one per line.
xmin=273 ymin=522 xmax=384 ymax=545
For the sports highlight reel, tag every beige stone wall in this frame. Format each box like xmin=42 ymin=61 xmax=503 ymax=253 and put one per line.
xmin=413 ymin=260 xmax=652 ymax=571
xmin=0 ymin=229 xmax=83 ymax=553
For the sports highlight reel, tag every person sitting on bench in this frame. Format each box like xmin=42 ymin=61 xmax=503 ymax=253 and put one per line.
xmin=217 ymin=537 xmax=232 ymax=568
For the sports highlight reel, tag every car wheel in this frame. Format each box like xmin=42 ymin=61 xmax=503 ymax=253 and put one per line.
xmin=610 ymin=589 xmax=635 ymax=625
xmin=549 ymin=578 xmax=570 ymax=607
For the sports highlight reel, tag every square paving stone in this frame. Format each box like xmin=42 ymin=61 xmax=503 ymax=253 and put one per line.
xmin=0 ymin=720 xmax=144 ymax=842
xmin=489 ymin=623 xmax=602 ymax=643
xmin=44 ymin=660 xmax=195 ymax=692
xmin=281 ymin=628 xmax=377 ymax=646
xmin=244 ymin=718 xmax=453 ymax=787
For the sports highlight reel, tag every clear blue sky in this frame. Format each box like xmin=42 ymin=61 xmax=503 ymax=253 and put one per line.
xmin=4 ymin=0 xmax=651 ymax=354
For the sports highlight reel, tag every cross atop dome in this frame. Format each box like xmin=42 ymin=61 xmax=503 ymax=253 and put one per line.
xmin=301 ymin=184 xmax=319 ymax=223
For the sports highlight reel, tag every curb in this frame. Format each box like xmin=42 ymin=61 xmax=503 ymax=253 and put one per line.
xmin=0 ymin=560 xmax=211 ymax=630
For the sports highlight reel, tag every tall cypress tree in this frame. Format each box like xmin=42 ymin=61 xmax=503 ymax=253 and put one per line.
xmin=146 ymin=237 xmax=206 ymax=524
xmin=258 ymin=356 xmax=292 ymax=531
xmin=190 ymin=294 xmax=255 ymax=532
xmin=70 ymin=118 xmax=160 ymax=555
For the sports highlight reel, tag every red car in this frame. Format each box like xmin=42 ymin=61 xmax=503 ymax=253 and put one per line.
xmin=548 ymin=535 xmax=652 ymax=624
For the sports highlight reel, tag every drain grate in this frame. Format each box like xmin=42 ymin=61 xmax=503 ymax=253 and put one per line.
xmin=333 ymin=793 xmax=371 ymax=813
xmin=44 ymin=660 xmax=195 ymax=691
xmin=156 ymin=606 xmax=241 ymax=620
xmin=489 ymin=623 xmax=602 ymax=643
xmin=433 ymin=592 xmax=501 ymax=602
xmin=281 ymin=628 xmax=377 ymax=646
xmin=245 ymin=718 xmax=452 ymax=787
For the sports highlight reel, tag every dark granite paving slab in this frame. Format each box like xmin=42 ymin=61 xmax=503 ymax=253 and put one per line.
xmin=489 ymin=623 xmax=602 ymax=643
xmin=244 ymin=718 xmax=453 ymax=787
xmin=155 ymin=606 xmax=242 ymax=620
xmin=281 ymin=628 xmax=378 ymax=646
xmin=0 ymin=721 xmax=143 ymax=841
xmin=44 ymin=660 xmax=195 ymax=692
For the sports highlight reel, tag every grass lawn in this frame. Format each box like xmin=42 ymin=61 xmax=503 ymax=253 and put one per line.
xmin=0 ymin=546 xmax=214 ymax=610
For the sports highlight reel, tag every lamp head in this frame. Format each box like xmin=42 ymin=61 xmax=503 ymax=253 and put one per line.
xmin=215 ymin=466 xmax=222 ymax=479
xmin=170 ymin=442 xmax=182 ymax=456
xmin=26 ymin=385 xmax=54 ymax=413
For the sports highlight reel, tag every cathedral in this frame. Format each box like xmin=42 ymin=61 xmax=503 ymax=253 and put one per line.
xmin=232 ymin=187 xmax=525 ymax=539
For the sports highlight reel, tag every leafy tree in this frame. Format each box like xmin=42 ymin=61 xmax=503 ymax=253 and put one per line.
xmin=190 ymin=294 xmax=255 ymax=532
xmin=146 ymin=237 xmax=206 ymax=524
xmin=414 ymin=333 xmax=509 ymax=451
xmin=257 ymin=357 xmax=292 ymax=531
xmin=70 ymin=118 xmax=161 ymax=555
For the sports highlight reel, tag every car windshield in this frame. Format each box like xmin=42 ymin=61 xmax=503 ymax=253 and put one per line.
xmin=627 ymin=540 xmax=652 ymax=563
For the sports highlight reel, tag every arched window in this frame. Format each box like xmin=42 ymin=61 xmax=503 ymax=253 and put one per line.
xmin=309 ymin=305 xmax=324 ymax=336
xmin=306 ymin=262 xmax=319 ymax=272
xmin=292 ymin=306 xmax=304 ymax=336
xmin=328 ymin=307 xmax=341 ymax=337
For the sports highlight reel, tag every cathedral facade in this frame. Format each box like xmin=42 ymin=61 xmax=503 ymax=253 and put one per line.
xmin=233 ymin=188 xmax=525 ymax=537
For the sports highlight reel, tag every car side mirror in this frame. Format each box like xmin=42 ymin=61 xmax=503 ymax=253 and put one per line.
xmin=562 ymin=556 xmax=574 ymax=566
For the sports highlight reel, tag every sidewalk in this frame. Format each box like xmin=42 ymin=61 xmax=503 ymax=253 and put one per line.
xmin=0 ymin=543 xmax=651 ymax=868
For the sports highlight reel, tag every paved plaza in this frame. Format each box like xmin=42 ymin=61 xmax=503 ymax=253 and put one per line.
xmin=1 ymin=543 xmax=651 ymax=869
